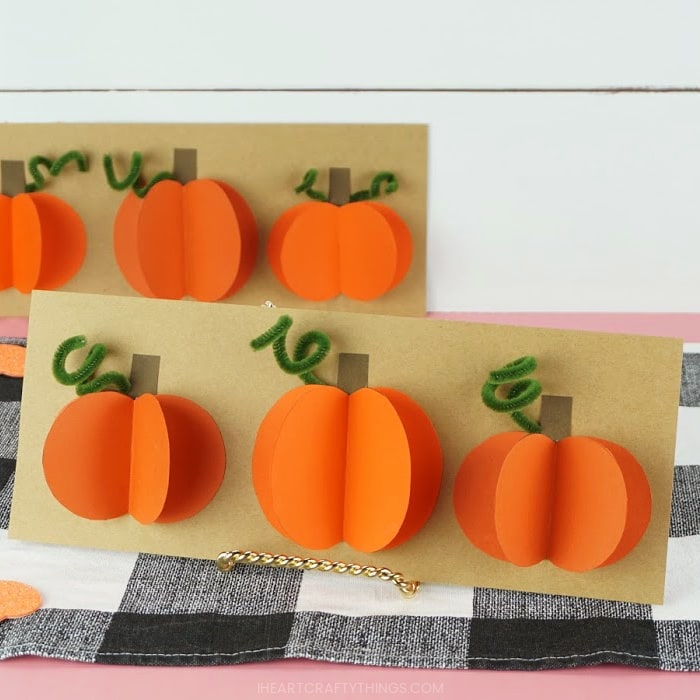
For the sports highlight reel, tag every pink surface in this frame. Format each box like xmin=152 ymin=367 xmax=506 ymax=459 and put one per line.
xmin=0 ymin=657 xmax=699 ymax=699
xmin=0 ymin=317 xmax=28 ymax=337
xmin=1 ymin=311 xmax=699 ymax=698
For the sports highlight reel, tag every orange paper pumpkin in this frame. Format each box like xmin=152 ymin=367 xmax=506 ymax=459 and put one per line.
xmin=454 ymin=430 xmax=652 ymax=573
xmin=0 ymin=163 xmax=86 ymax=294
xmin=267 ymin=169 xmax=412 ymax=301
xmin=113 ymin=150 xmax=257 ymax=302
xmin=43 ymin=390 xmax=226 ymax=524
xmin=253 ymin=383 xmax=442 ymax=553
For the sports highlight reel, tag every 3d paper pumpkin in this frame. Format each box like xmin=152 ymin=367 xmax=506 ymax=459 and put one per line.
xmin=251 ymin=316 xmax=442 ymax=552
xmin=0 ymin=159 xmax=86 ymax=294
xmin=453 ymin=358 xmax=652 ymax=573
xmin=267 ymin=168 xmax=412 ymax=301
xmin=111 ymin=149 xmax=258 ymax=302
xmin=42 ymin=336 xmax=226 ymax=524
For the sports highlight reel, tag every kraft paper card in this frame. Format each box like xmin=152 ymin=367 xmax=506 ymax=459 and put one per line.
xmin=10 ymin=291 xmax=683 ymax=604
xmin=0 ymin=123 xmax=427 ymax=316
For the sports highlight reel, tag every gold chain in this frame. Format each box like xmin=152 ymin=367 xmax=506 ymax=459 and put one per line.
xmin=216 ymin=549 xmax=420 ymax=598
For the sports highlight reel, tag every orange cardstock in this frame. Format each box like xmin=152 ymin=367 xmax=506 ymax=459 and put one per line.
xmin=9 ymin=291 xmax=684 ymax=603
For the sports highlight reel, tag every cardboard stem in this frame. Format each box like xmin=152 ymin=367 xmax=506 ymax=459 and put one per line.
xmin=540 ymin=395 xmax=573 ymax=442
xmin=1 ymin=160 xmax=26 ymax=197
xmin=337 ymin=353 xmax=369 ymax=394
xmin=329 ymin=167 xmax=351 ymax=206
xmin=173 ymin=148 xmax=198 ymax=185
xmin=129 ymin=354 xmax=161 ymax=397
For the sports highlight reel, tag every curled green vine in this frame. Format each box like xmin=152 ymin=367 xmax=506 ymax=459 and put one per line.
xmin=103 ymin=151 xmax=176 ymax=198
xmin=24 ymin=150 xmax=89 ymax=193
xmin=293 ymin=168 xmax=399 ymax=204
xmin=251 ymin=315 xmax=330 ymax=385
xmin=53 ymin=335 xmax=131 ymax=396
xmin=481 ymin=356 xmax=542 ymax=433
xmin=294 ymin=168 xmax=328 ymax=201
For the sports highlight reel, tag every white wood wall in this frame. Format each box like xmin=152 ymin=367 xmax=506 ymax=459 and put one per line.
xmin=2 ymin=1 xmax=698 ymax=311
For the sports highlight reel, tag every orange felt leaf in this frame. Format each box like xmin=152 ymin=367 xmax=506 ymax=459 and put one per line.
xmin=252 ymin=385 xmax=442 ymax=553
xmin=453 ymin=432 xmax=652 ymax=572
xmin=0 ymin=581 xmax=42 ymax=621
xmin=0 ymin=343 xmax=25 ymax=377
xmin=43 ymin=392 xmax=226 ymax=524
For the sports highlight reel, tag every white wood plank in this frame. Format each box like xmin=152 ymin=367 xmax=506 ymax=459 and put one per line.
xmin=0 ymin=90 xmax=698 ymax=312
xmin=2 ymin=1 xmax=700 ymax=90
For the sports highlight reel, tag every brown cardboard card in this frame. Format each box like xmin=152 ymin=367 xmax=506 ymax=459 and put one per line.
xmin=0 ymin=123 xmax=427 ymax=316
xmin=10 ymin=291 xmax=684 ymax=604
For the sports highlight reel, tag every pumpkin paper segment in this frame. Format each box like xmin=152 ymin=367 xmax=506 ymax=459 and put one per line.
xmin=0 ymin=161 xmax=86 ymax=294
xmin=113 ymin=149 xmax=258 ymax=302
xmin=453 ymin=396 xmax=652 ymax=572
xmin=43 ymin=356 xmax=226 ymax=524
xmin=267 ymin=168 xmax=412 ymax=302
xmin=252 ymin=354 xmax=442 ymax=552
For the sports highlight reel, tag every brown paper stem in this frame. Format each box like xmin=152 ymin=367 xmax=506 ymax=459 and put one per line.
xmin=173 ymin=148 xmax=198 ymax=185
xmin=540 ymin=395 xmax=573 ymax=442
xmin=337 ymin=353 xmax=369 ymax=393
xmin=129 ymin=354 xmax=161 ymax=397
xmin=1 ymin=160 xmax=26 ymax=197
xmin=328 ymin=167 xmax=351 ymax=206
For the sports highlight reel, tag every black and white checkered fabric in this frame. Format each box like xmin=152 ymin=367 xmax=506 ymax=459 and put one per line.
xmin=1 ymin=338 xmax=699 ymax=670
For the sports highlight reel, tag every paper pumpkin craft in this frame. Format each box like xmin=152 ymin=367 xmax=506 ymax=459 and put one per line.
xmin=42 ymin=335 xmax=226 ymax=524
xmin=0 ymin=343 xmax=25 ymax=377
xmin=108 ymin=148 xmax=258 ymax=302
xmin=0 ymin=581 xmax=42 ymax=621
xmin=267 ymin=168 xmax=412 ymax=302
xmin=250 ymin=315 xmax=442 ymax=552
xmin=1 ymin=153 xmax=87 ymax=294
xmin=453 ymin=357 xmax=652 ymax=573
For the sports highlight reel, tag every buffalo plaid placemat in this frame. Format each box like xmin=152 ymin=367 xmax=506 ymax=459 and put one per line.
xmin=1 ymin=336 xmax=699 ymax=670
